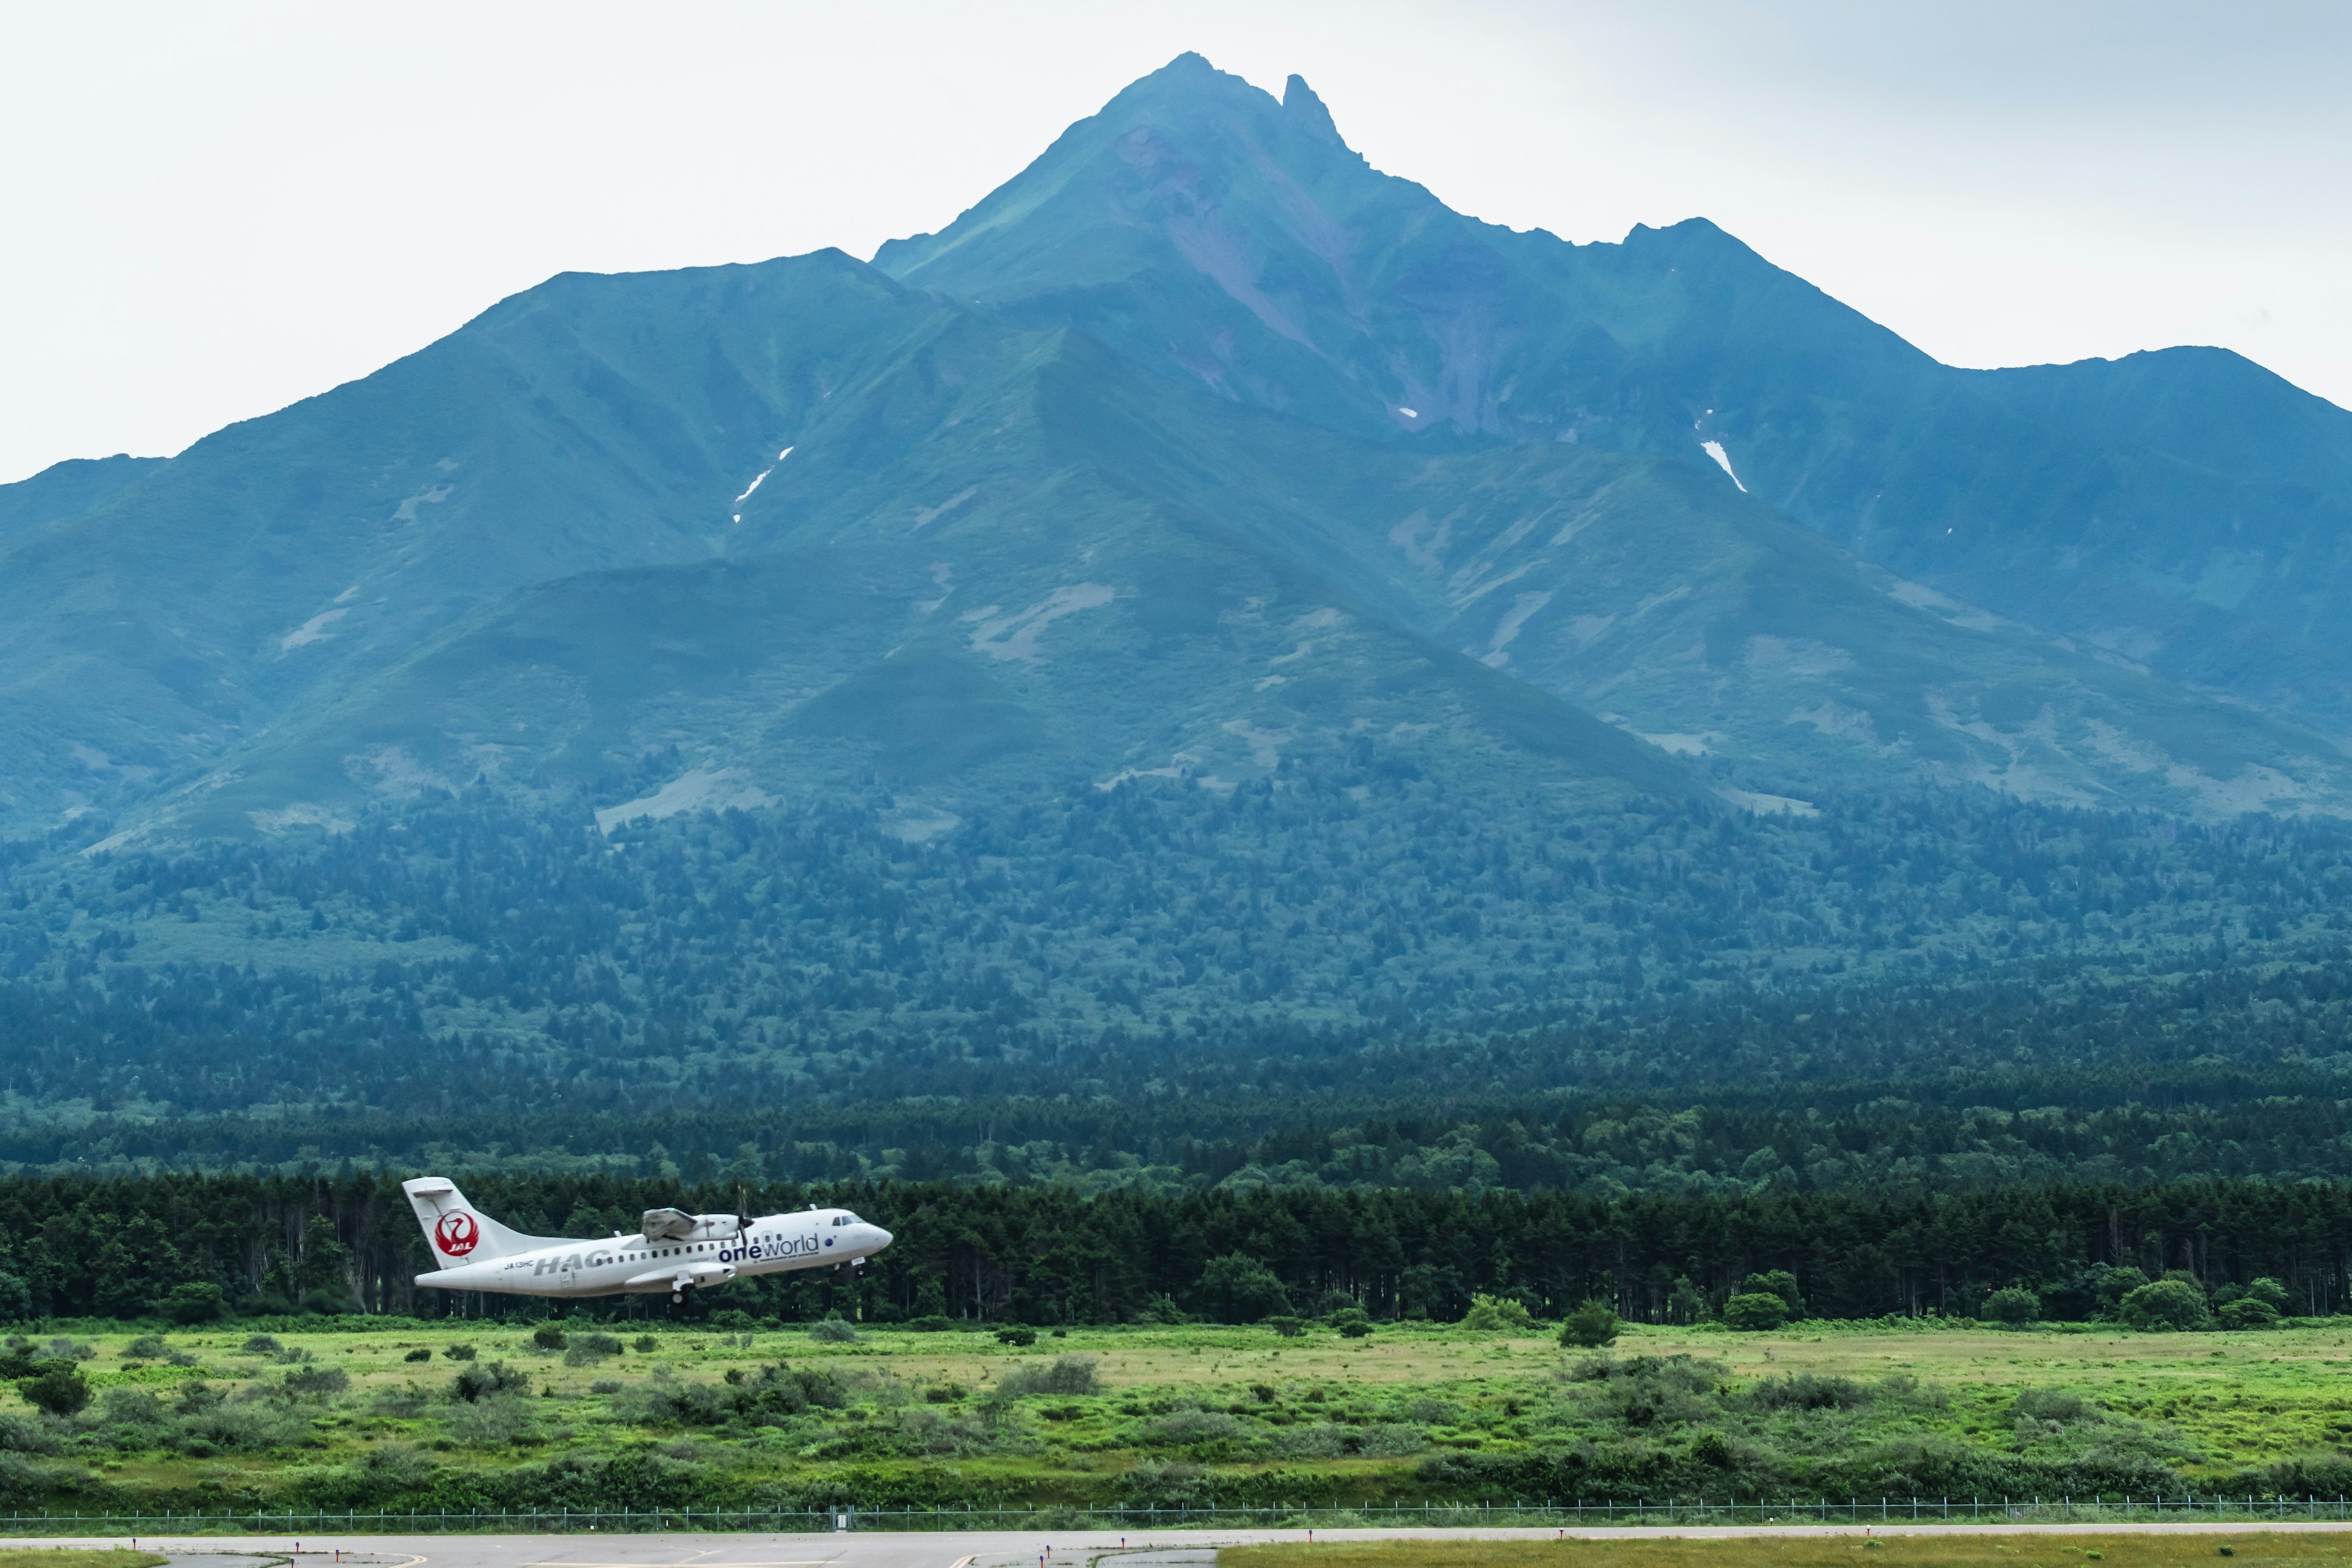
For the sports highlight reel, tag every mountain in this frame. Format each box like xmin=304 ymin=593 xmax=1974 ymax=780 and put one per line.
xmin=880 ymin=54 xmax=2352 ymax=736
xmin=6 ymin=53 xmax=2352 ymax=1149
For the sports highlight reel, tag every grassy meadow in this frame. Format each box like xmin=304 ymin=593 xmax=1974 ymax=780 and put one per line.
xmin=1224 ymin=1537 xmax=2352 ymax=1568
xmin=6 ymin=1318 xmax=2352 ymax=1515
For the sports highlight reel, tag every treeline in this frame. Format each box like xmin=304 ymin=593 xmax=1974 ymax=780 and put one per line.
xmin=6 ymin=971 xmax=2352 ymax=1191
xmin=1 ymin=774 xmax=2348 ymax=1131
xmin=8 ymin=1170 xmax=2352 ymax=1327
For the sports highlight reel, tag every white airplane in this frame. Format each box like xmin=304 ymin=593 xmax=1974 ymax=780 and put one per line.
xmin=403 ymin=1177 xmax=892 ymax=1303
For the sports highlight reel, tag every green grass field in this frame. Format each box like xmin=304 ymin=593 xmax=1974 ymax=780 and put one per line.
xmin=1224 ymin=1537 xmax=2352 ymax=1568
xmin=8 ymin=1319 xmax=2352 ymax=1513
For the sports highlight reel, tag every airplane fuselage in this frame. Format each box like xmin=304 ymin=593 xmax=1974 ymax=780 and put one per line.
xmin=414 ymin=1207 xmax=891 ymax=1298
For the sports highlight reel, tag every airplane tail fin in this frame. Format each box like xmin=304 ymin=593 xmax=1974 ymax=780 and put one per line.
xmin=403 ymin=1177 xmax=551 ymax=1265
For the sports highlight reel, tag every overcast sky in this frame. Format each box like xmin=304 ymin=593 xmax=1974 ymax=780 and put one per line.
xmin=4 ymin=0 xmax=2345 ymax=483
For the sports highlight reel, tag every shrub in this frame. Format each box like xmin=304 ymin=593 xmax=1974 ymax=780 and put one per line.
xmin=18 ymin=1366 xmax=89 ymax=1417
xmin=403 ymin=1348 xmax=432 ymax=1363
xmin=997 ymin=1355 xmax=1101 ymax=1398
xmin=632 ymin=1335 xmax=658 ymax=1352
xmin=447 ymin=1395 xmax=532 ymax=1446
xmin=532 ymin=1324 xmax=568 ymax=1351
xmin=1338 ymin=1319 xmax=1371 ymax=1338
xmin=161 ymin=1282 xmax=227 ymax=1325
xmin=443 ymin=1343 xmax=478 ymax=1362
xmin=1559 ymin=1300 xmax=1621 ymax=1349
xmin=121 ymin=1335 xmax=169 ymax=1360
xmin=908 ymin=1316 xmax=957 ymax=1332
xmin=238 ymin=1335 xmax=283 ymax=1357
xmin=451 ymin=1362 xmax=530 ymax=1403
xmin=358 ymin=1441 xmax=438 ymax=1493
xmin=1719 ymin=1292 xmax=1790 ymax=1330
xmin=808 ymin=1316 xmax=857 ymax=1344
xmin=1196 ymin=1252 xmax=1291 ymax=1324
xmin=283 ymin=1365 xmax=350 ymax=1396
xmin=996 ymin=1326 xmax=1038 ymax=1346
xmin=925 ymin=1382 xmax=967 ymax=1403
xmin=2218 ymin=1298 xmax=2281 ymax=1330
xmin=1262 ymin=1316 xmax=1306 ymax=1338
xmin=1751 ymin=1373 xmax=1870 ymax=1410
xmin=2015 ymin=1388 xmax=2090 ymax=1422
xmin=1983 ymin=1286 xmax=2041 ymax=1324
xmin=1461 ymin=1294 xmax=1536 ymax=1332
xmin=730 ymin=1362 xmax=845 ymax=1417
xmin=1742 ymin=1270 xmax=1806 ymax=1319
xmin=2120 ymin=1278 xmax=2211 ymax=1331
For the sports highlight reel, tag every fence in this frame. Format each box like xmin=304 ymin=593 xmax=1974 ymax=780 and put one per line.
xmin=7 ymin=1496 xmax=2352 ymax=1535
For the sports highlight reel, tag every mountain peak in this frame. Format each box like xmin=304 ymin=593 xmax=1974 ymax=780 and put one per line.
xmin=1281 ymin=74 xmax=1346 ymax=148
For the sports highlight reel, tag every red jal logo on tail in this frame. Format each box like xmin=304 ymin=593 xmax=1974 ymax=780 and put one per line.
xmin=434 ymin=1211 xmax=480 ymax=1257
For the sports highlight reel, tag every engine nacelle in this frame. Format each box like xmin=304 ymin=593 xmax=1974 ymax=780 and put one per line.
xmin=640 ymin=1207 xmax=744 ymax=1242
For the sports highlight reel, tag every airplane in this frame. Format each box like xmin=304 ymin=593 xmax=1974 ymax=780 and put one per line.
xmin=402 ymin=1177 xmax=892 ymax=1303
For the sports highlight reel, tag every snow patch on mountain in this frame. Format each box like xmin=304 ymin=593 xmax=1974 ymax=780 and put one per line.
xmin=1700 ymin=440 xmax=1746 ymax=491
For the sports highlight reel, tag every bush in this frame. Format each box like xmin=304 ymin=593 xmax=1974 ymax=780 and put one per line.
xmin=1983 ymin=1286 xmax=2041 ymax=1324
xmin=443 ymin=1343 xmax=478 ymax=1361
xmin=908 ymin=1316 xmax=957 ymax=1332
xmin=403 ymin=1348 xmax=432 ymax=1363
xmin=161 ymin=1282 xmax=227 ymax=1325
xmin=238 ymin=1335 xmax=284 ymax=1356
xmin=1262 ymin=1316 xmax=1306 ymax=1338
xmin=997 ymin=1355 xmax=1101 ymax=1398
xmin=1195 ymin=1253 xmax=1291 ymax=1324
xmin=283 ymin=1365 xmax=350 ymax=1396
xmin=18 ymin=1366 xmax=89 ymax=1417
xmin=452 ymin=1362 xmax=530 ymax=1403
xmin=1742 ymin=1270 xmax=1806 ymax=1319
xmin=121 ymin=1335 xmax=169 ymax=1360
xmin=996 ymin=1325 xmax=1038 ymax=1346
xmin=2015 ymin=1388 xmax=2090 ymax=1422
xmin=924 ymin=1381 xmax=967 ymax=1403
xmin=808 ymin=1316 xmax=857 ymax=1344
xmin=532 ymin=1324 xmax=568 ymax=1351
xmin=1559 ymin=1300 xmax=1621 ymax=1349
xmin=1719 ymin=1292 xmax=1790 ymax=1330
xmin=1461 ymin=1294 xmax=1536 ymax=1332
xmin=632 ymin=1335 xmax=659 ymax=1352
xmin=2218 ymin=1298 xmax=2281 ymax=1330
xmin=2120 ymin=1278 xmax=2211 ymax=1331
xmin=1338 ymin=1319 xmax=1372 ymax=1338
xmin=1751 ymin=1373 xmax=1870 ymax=1410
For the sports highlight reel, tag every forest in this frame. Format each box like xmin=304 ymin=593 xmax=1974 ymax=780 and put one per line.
xmin=2 ymin=771 xmax=2351 ymax=1183
xmin=3 ymin=1170 xmax=2350 ymax=1327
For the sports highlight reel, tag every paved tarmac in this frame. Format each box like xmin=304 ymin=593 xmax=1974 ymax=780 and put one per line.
xmin=20 ymin=1520 xmax=2352 ymax=1568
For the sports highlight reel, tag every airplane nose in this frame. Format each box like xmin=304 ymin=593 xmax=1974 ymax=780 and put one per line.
xmin=873 ymin=1227 xmax=894 ymax=1248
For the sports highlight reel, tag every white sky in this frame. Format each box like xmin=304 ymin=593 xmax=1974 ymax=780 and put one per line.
xmin=4 ymin=0 xmax=2346 ymax=483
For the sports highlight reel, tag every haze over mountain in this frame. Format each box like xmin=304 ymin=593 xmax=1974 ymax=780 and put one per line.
xmin=2 ymin=55 xmax=2351 ymax=1160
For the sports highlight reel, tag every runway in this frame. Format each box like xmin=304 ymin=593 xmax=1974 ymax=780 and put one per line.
xmin=22 ymin=1520 xmax=2352 ymax=1568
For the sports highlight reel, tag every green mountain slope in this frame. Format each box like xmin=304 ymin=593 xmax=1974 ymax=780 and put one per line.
xmin=0 ymin=255 xmax=960 ymax=833
xmin=877 ymin=55 xmax=2352 ymax=734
